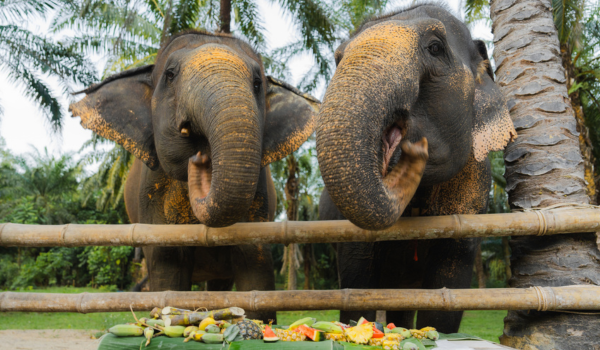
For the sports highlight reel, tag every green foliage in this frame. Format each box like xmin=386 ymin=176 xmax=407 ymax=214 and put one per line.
xmin=80 ymin=246 xmax=135 ymax=288
xmin=0 ymin=139 xmax=132 ymax=290
xmin=0 ymin=0 xmax=97 ymax=130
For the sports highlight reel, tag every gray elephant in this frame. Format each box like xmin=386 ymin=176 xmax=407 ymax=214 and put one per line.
xmin=316 ymin=4 xmax=515 ymax=332
xmin=70 ymin=31 xmax=318 ymax=322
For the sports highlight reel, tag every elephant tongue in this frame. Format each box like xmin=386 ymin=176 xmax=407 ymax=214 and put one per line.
xmin=188 ymin=152 xmax=212 ymax=200
xmin=382 ymin=125 xmax=403 ymax=176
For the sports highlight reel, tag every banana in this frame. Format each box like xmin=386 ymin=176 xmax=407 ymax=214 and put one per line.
xmin=198 ymin=317 xmax=216 ymax=331
xmin=163 ymin=326 xmax=186 ymax=337
xmin=183 ymin=326 xmax=198 ymax=338
xmin=146 ymin=319 xmax=165 ymax=327
xmin=201 ymin=333 xmax=224 ymax=344
xmin=190 ymin=330 xmax=206 ymax=342
xmin=311 ymin=321 xmax=343 ymax=334
xmin=204 ymin=324 xmax=220 ymax=334
xmin=108 ymin=324 xmax=145 ymax=337
xmin=144 ymin=327 xmax=154 ymax=346
xmin=288 ymin=317 xmax=316 ymax=330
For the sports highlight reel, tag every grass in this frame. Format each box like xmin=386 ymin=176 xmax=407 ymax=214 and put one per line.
xmin=0 ymin=287 xmax=506 ymax=343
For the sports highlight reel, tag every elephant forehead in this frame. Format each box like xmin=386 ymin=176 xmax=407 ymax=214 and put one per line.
xmin=183 ymin=45 xmax=252 ymax=81
xmin=344 ymin=22 xmax=418 ymax=66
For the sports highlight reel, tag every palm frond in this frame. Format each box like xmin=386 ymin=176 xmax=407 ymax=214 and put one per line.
xmin=0 ymin=0 xmax=58 ymax=22
xmin=232 ymin=0 xmax=265 ymax=49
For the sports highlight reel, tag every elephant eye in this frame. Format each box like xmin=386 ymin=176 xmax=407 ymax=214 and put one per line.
xmin=428 ymin=42 xmax=443 ymax=56
xmin=253 ymin=78 xmax=262 ymax=94
xmin=165 ymin=70 xmax=176 ymax=81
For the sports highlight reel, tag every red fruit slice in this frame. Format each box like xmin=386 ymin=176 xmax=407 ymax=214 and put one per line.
xmin=387 ymin=323 xmax=396 ymax=330
xmin=263 ymin=325 xmax=279 ymax=342
xmin=296 ymin=324 xmax=321 ymax=341
xmin=372 ymin=327 xmax=384 ymax=338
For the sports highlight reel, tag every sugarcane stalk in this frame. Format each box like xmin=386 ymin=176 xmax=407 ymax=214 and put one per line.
xmin=166 ymin=307 xmax=245 ymax=326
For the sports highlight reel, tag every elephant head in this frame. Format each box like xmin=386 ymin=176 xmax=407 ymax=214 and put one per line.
xmin=70 ymin=32 xmax=318 ymax=227
xmin=316 ymin=5 xmax=516 ymax=230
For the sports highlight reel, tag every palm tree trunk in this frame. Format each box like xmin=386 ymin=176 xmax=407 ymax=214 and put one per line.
xmin=491 ymin=0 xmax=600 ymax=347
xmin=560 ymin=45 xmax=596 ymax=204
xmin=303 ymin=244 xmax=311 ymax=290
xmin=220 ymin=0 xmax=231 ymax=33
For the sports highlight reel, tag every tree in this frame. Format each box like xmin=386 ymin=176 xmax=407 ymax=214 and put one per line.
xmin=0 ymin=0 xmax=96 ymax=130
xmin=490 ymin=0 xmax=600 ymax=347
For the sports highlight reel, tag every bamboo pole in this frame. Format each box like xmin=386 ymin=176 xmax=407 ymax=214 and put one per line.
xmin=0 ymin=209 xmax=599 ymax=247
xmin=0 ymin=286 xmax=598 ymax=313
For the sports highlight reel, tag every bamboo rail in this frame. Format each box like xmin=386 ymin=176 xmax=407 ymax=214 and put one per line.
xmin=1 ymin=286 xmax=598 ymax=313
xmin=1 ymin=209 xmax=599 ymax=247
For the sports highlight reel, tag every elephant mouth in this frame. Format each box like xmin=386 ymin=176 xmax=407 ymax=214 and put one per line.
xmin=382 ymin=122 xmax=406 ymax=177
xmin=189 ymin=151 xmax=212 ymax=200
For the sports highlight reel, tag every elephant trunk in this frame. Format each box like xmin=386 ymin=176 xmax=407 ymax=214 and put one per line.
xmin=316 ymin=22 xmax=429 ymax=230
xmin=186 ymin=44 xmax=261 ymax=227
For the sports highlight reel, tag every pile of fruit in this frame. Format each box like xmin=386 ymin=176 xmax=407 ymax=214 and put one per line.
xmin=270 ymin=316 xmax=439 ymax=350
xmin=108 ymin=306 xmax=261 ymax=345
xmin=107 ymin=306 xmax=439 ymax=349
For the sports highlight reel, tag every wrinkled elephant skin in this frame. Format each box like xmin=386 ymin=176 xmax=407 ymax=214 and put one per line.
xmin=70 ymin=31 xmax=319 ymax=322
xmin=316 ymin=5 xmax=516 ymax=332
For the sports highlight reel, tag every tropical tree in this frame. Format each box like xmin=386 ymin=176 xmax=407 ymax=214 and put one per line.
xmin=0 ymin=0 xmax=96 ymax=130
xmin=490 ymin=0 xmax=600 ymax=347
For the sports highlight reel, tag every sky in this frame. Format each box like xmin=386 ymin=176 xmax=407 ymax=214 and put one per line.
xmin=0 ymin=0 xmax=491 ymax=157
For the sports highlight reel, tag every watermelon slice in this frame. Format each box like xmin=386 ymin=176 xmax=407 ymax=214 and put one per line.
xmin=372 ymin=327 xmax=385 ymax=339
xmin=386 ymin=323 xmax=396 ymax=330
xmin=296 ymin=324 xmax=322 ymax=341
xmin=356 ymin=317 xmax=369 ymax=326
xmin=263 ymin=325 xmax=279 ymax=342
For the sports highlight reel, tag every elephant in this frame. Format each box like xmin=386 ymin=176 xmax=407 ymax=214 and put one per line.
xmin=70 ymin=31 xmax=319 ymax=322
xmin=316 ymin=4 xmax=516 ymax=332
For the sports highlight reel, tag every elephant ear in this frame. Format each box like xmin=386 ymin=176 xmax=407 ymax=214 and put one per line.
xmin=471 ymin=40 xmax=517 ymax=162
xmin=261 ymin=76 xmax=320 ymax=167
xmin=70 ymin=65 xmax=159 ymax=170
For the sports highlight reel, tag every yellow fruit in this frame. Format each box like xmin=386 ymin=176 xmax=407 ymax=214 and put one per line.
xmin=324 ymin=333 xmax=346 ymax=342
xmin=420 ymin=326 xmax=436 ymax=332
xmin=409 ymin=329 xmax=425 ymax=339
xmin=344 ymin=323 xmax=373 ymax=344
xmin=275 ymin=329 xmax=306 ymax=341
xmin=199 ymin=317 xmax=216 ymax=331
xmin=108 ymin=324 xmax=144 ymax=337
xmin=385 ymin=333 xmax=404 ymax=342
xmin=382 ymin=340 xmax=400 ymax=350
xmin=369 ymin=338 xmax=385 ymax=346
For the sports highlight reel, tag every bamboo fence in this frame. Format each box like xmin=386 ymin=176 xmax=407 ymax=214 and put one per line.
xmin=1 ymin=208 xmax=599 ymax=247
xmin=1 ymin=286 xmax=598 ymax=313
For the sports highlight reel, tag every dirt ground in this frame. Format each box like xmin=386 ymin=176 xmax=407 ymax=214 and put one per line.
xmin=0 ymin=330 xmax=99 ymax=350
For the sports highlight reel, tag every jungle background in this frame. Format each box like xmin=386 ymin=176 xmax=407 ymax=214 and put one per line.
xmin=0 ymin=0 xmax=599 ymax=341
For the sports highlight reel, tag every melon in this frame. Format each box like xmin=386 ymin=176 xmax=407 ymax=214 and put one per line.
xmin=387 ymin=323 xmax=396 ymax=330
xmin=372 ymin=327 xmax=385 ymax=339
xmin=296 ymin=324 xmax=322 ymax=341
xmin=263 ymin=326 xmax=279 ymax=343
xmin=357 ymin=317 xmax=369 ymax=326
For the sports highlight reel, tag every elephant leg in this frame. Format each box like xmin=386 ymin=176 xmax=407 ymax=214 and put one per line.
xmin=338 ymin=242 xmax=383 ymax=324
xmin=231 ymin=244 xmax=277 ymax=323
xmin=416 ymin=238 xmax=478 ymax=333
xmin=143 ymin=246 xmax=195 ymax=291
xmin=207 ymin=278 xmax=234 ymax=291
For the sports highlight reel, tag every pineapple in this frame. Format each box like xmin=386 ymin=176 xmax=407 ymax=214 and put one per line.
xmin=409 ymin=329 xmax=425 ymax=339
xmin=385 ymin=333 xmax=403 ymax=342
xmin=325 ymin=333 xmax=346 ymax=342
xmin=420 ymin=326 xmax=436 ymax=332
xmin=275 ymin=329 xmax=306 ymax=341
xmin=382 ymin=340 xmax=400 ymax=350
xmin=236 ymin=319 xmax=263 ymax=340
xmin=368 ymin=338 xmax=385 ymax=346
xmin=344 ymin=323 xmax=373 ymax=344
